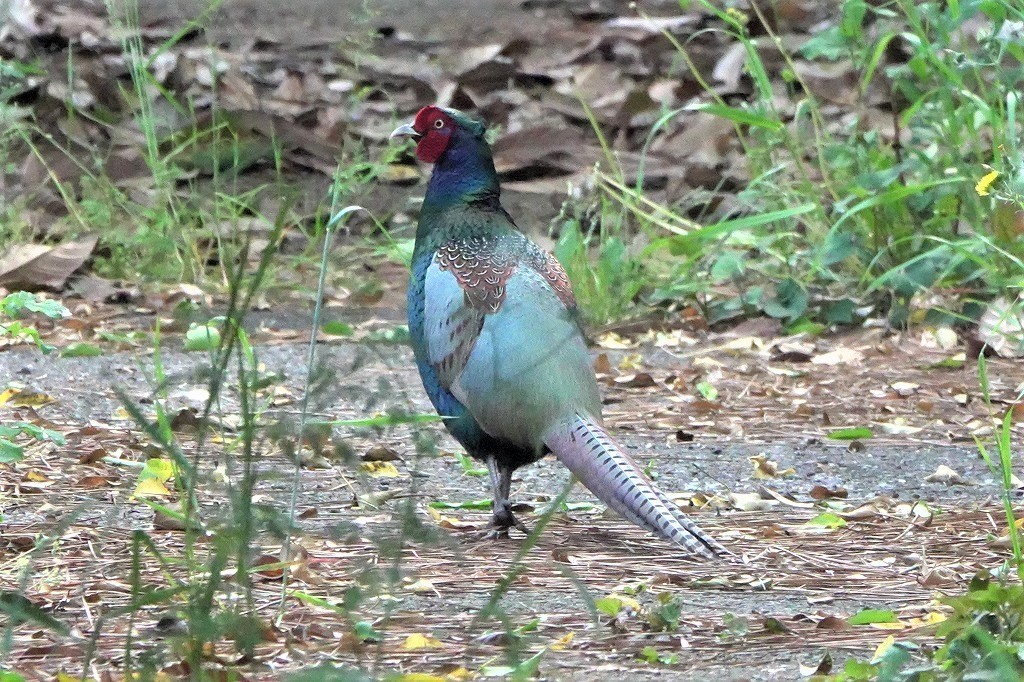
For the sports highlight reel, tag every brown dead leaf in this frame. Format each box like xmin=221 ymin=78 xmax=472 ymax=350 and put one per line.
xmin=78 ymin=446 xmax=107 ymax=465
xmin=253 ymin=554 xmax=285 ymax=580
xmin=613 ymin=373 xmax=657 ymax=388
xmin=361 ymin=445 xmax=401 ymax=462
xmin=792 ymin=60 xmax=859 ymax=105
xmin=0 ymin=234 xmax=97 ymax=290
xmin=840 ymin=503 xmax=881 ymax=520
xmin=815 ymin=616 xmax=850 ymax=631
xmin=809 ymin=485 xmax=847 ymax=500
xmin=78 ymin=475 xmax=117 ymax=488
xmin=492 ymin=125 xmax=588 ymax=175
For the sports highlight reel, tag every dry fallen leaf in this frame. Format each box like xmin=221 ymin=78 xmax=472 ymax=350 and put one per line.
xmin=728 ymin=492 xmax=775 ymax=511
xmin=750 ymin=454 xmax=795 ymax=479
xmin=811 ymin=348 xmax=864 ymax=365
xmin=890 ymin=381 xmax=919 ymax=397
xmin=613 ymin=372 xmax=657 ymax=388
xmin=809 ymin=485 xmax=848 ymax=500
xmin=401 ymin=633 xmax=443 ymax=650
xmin=361 ymin=445 xmax=401 ymax=462
xmin=359 ymin=461 xmax=401 ymax=478
xmin=404 ymin=578 xmax=436 ymax=594
xmin=595 ymin=332 xmax=633 ymax=349
xmin=0 ymin=386 xmax=57 ymax=408
xmin=977 ymin=295 xmax=1024 ymax=358
xmin=133 ymin=478 xmax=173 ymax=497
xmin=550 ymin=631 xmax=574 ymax=650
xmin=0 ymin=234 xmax=98 ymax=289
xmin=924 ymin=464 xmax=970 ymax=486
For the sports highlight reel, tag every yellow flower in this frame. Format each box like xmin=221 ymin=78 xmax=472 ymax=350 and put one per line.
xmin=976 ymin=170 xmax=1000 ymax=196
xmin=726 ymin=7 xmax=750 ymax=24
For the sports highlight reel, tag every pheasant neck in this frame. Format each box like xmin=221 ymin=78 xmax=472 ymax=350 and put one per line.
xmin=421 ymin=129 xmax=500 ymax=214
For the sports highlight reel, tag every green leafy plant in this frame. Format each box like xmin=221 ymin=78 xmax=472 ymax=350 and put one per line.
xmin=552 ymin=194 xmax=650 ymax=325
xmin=0 ymin=293 xmax=71 ymax=461
xmin=0 ymin=292 xmax=70 ymax=354
xmin=0 ymin=423 xmax=65 ymax=465
xmin=592 ymin=0 xmax=1024 ymax=328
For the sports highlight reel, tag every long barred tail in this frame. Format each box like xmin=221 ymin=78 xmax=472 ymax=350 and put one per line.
xmin=544 ymin=414 xmax=726 ymax=559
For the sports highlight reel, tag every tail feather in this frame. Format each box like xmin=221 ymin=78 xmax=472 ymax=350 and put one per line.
xmin=544 ymin=414 xmax=726 ymax=559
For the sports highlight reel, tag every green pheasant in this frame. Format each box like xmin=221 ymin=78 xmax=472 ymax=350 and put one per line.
xmin=393 ymin=106 xmax=724 ymax=558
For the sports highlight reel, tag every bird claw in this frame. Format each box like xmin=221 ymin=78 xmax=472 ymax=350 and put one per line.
xmin=484 ymin=526 xmax=512 ymax=541
xmin=485 ymin=502 xmax=530 ymax=540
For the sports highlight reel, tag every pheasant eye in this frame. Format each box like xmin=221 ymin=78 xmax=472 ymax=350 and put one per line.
xmin=433 ymin=118 xmax=445 ymax=129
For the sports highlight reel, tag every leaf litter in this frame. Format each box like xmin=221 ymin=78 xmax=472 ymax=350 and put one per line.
xmin=0 ymin=321 xmax=1022 ymax=677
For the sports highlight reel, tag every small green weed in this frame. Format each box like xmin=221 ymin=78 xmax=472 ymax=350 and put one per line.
xmin=552 ymin=185 xmax=650 ymax=325
xmin=0 ymin=292 xmax=70 ymax=463
xmin=0 ymin=291 xmax=69 ymax=353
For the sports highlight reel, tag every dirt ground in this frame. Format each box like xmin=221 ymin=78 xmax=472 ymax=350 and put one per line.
xmin=3 ymin=315 xmax=1023 ymax=680
xmin=137 ymin=0 xmax=686 ymax=45
xmin=3 ymin=0 xmax=1024 ymax=680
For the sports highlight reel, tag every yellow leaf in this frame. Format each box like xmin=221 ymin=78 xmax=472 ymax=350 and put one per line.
xmin=0 ymin=386 xmax=56 ymax=407
xmin=603 ymin=593 xmax=641 ymax=612
xmin=24 ymin=470 xmax=48 ymax=482
xmin=550 ymin=631 xmax=574 ymax=651
xmin=871 ymin=634 xmax=895 ymax=663
xmin=618 ymin=353 xmax=643 ymax=371
xmin=595 ymin=332 xmax=632 ymax=349
xmin=750 ymin=454 xmax=795 ymax=479
xmin=142 ymin=458 xmax=175 ymax=483
xmin=444 ymin=667 xmax=472 ymax=681
xmin=134 ymin=478 xmax=173 ymax=497
xmin=360 ymin=461 xmax=400 ymax=478
xmin=870 ymin=621 xmax=907 ymax=630
xmin=402 ymin=633 xmax=442 ymax=650
xmin=976 ymin=170 xmax=999 ymax=196
xmin=394 ymin=675 xmax=446 ymax=682
xmin=405 ymin=578 xmax=436 ymax=593
xmin=908 ymin=611 xmax=947 ymax=628
xmin=425 ymin=507 xmax=476 ymax=528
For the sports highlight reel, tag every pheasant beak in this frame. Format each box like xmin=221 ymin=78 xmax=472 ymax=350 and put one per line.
xmin=389 ymin=122 xmax=421 ymax=141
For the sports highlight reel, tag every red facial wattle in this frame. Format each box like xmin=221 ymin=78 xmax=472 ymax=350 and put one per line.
xmin=412 ymin=106 xmax=454 ymax=163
